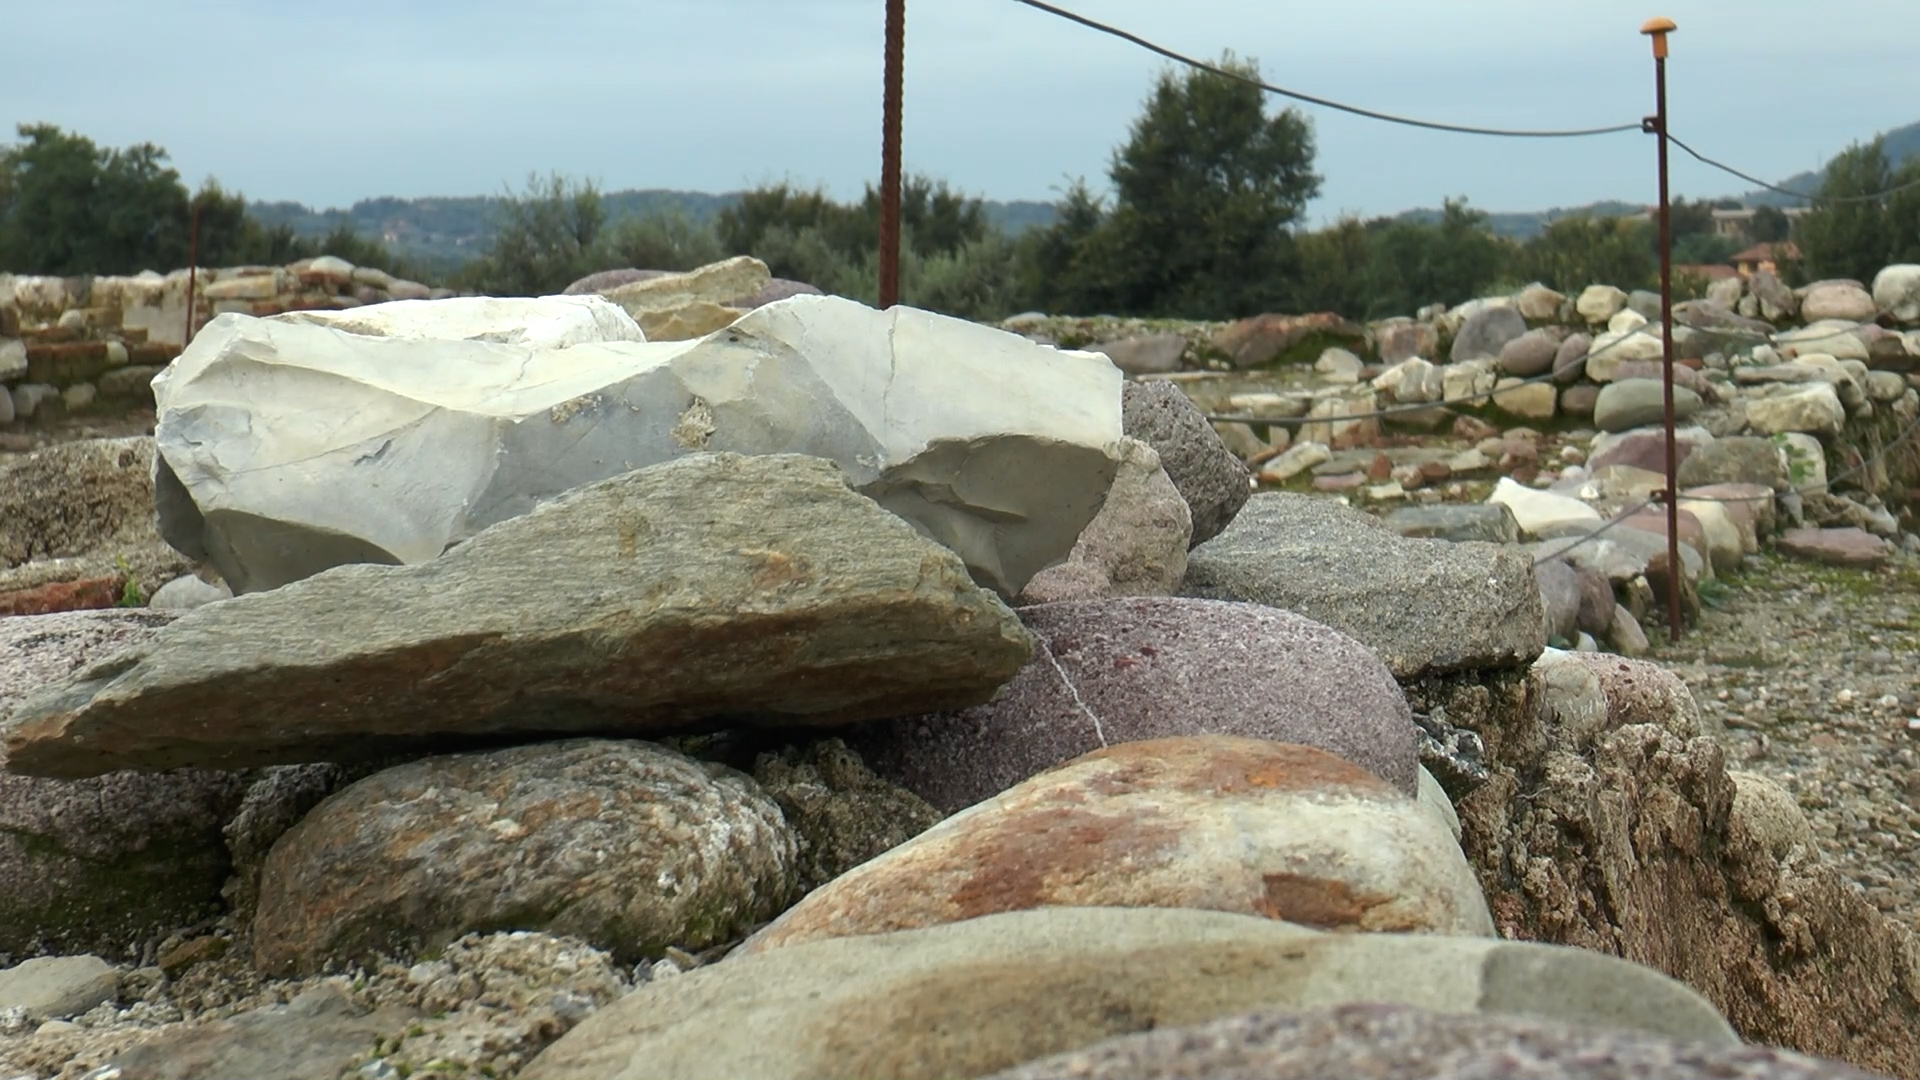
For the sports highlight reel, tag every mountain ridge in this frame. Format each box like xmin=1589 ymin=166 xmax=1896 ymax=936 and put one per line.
xmin=251 ymin=119 xmax=1918 ymax=264
xmin=247 ymin=190 xmax=1059 ymax=271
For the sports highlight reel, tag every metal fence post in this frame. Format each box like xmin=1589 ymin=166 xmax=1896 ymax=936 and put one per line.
xmin=878 ymin=0 xmax=906 ymax=309
xmin=183 ymin=200 xmax=200 ymax=347
xmin=1642 ymin=16 xmax=1681 ymax=642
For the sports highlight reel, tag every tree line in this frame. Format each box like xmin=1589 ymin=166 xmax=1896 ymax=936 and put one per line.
xmin=0 ymin=124 xmax=420 ymax=282
xmin=4 ymin=58 xmax=1918 ymax=323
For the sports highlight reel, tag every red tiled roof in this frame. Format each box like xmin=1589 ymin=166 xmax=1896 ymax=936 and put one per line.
xmin=1730 ymin=241 xmax=1800 ymax=263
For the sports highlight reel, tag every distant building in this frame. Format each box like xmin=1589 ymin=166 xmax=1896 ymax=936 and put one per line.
xmin=1711 ymin=208 xmax=1755 ymax=239
xmin=1708 ymin=206 xmax=1810 ymax=244
xmin=1676 ymin=263 xmax=1740 ymax=282
xmin=1730 ymin=241 xmax=1801 ymax=278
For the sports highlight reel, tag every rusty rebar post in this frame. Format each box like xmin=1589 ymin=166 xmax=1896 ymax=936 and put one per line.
xmin=183 ymin=200 xmax=200 ymax=347
xmin=878 ymin=0 xmax=906 ymax=309
xmin=1643 ymin=17 xmax=1680 ymax=643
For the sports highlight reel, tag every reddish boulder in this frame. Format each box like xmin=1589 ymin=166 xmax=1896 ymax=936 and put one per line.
xmin=851 ymin=597 xmax=1421 ymax=813
xmin=0 ymin=576 xmax=123 ymax=616
xmin=1211 ymin=312 xmax=1366 ymax=369
xmin=1778 ymin=527 xmax=1891 ymax=568
xmin=740 ymin=737 xmax=1492 ymax=956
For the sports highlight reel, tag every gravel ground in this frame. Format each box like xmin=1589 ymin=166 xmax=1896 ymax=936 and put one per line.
xmin=0 ymin=410 xmax=154 ymax=469
xmin=0 ymin=930 xmax=675 ymax=1080
xmin=1653 ymin=548 xmax=1920 ymax=935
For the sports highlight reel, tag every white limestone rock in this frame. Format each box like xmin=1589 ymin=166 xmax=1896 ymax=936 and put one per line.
xmin=1743 ymin=382 xmax=1846 ymax=437
xmin=1583 ymin=329 xmax=1666 ymax=381
xmin=1257 ymin=441 xmax=1331 ymax=483
xmin=1798 ymin=280 xmax=1876 ymax=323
xmin=277 ymin=294 xmax=647 ymax=349
xmin=0 ymin=338 xmax=24 ymax=383
xmin=153 ymin=294 xmax=1125 ymax=599
xmin=1774 ymin=432 xmax=1829 ymax=493
xmin=1513 ymin=283 xmax=1565 ymax=323
xmin=1440 ymin=360 xmax=1498 ymax=404
xmin=1576 ymin=285 xmax=1628 ymax=324
xmin=1487 ymin=477 xmax=1601 ymax=538
xmin=1776 ymin=320 xmax=1871 ymax=362
xmin=1371 ymin=357 xmax=1443 ymax=404
xmin=1874 ymin=264 xmax=1920 ymax=324
xmin=1606 ymin=308 xmax=1649 ymax=335
xmin=600 ymin=256 xmax=770 ymax=341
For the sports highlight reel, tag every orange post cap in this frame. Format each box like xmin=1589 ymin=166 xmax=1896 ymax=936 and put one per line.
xmin=1640 ymin=16 xmax=1676 ymax=57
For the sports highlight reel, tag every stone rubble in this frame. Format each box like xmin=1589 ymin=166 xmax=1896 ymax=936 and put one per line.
xmin=6 ymin=453 xmax=1036 ymax=777
xmin=1 ymin=273 xmax=1918 ymax=1080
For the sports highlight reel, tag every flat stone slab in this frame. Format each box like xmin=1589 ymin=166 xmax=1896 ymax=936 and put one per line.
xmin=0 ymin=609 xmax=178 ymax=719
xmin=3 ymin=453 xmax=1032 ymax=778
xmin=986 ymin=1003 xmax=1885 ymax=1080
xmin=102 ymin=985 xmax=418 ymax=1080
xmin=1777 ymin=527 xmax=1891 ymax=568
xmin=1487 ymin=477 xmax=1602 ymax=537
xmin=1181 ymin=494 xmax=1544 ymax=679
xmin=520 ymin=907 xmax=1734 ymax=1080
xmin=0 ymin=955 xmax=117 ymax=1020
xmin=1382 ymin=504 xmax=1520 ymax=544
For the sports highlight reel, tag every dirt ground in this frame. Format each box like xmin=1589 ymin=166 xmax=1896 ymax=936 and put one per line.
xmin=1653 ymin=550 xmax=1920 ymax=935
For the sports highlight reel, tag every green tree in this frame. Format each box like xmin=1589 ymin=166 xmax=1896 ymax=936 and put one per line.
xmin=911 ymin=230 xmax=1023 ymax=321
xmin=1092 ymin=54 xmax=1321 ymax=318
xmin=1671 ymin=231 xmax=1740 ymax=266
xmin=821 ymin=225 xmax=1025 ymax=322
xmin=185 ymin=178 xmax=260 ymax=266
xmin=1361 ymin=198 xmax=1511 ymax=317
xmin=1887 ymin=157 xmax=1920 ymax=265
xmin=459 ymin=172 xmax=606 ymax=295
xmin=1514 ymin=214 xmax=1655 ymax=293
xmin=1289 ymin=217 xmax=1372 ymax=317
xmin=0 ymin=123 xmax=191 ymax=274
xmin=1799 ymin=139 xmax=1893 ymax=281
xmin=714 ymin=174 xmax=990 ymax=283
xmin=594 ymin=212 xmax=725 ymax=273
xmin=861 ymin=175 xmax=989 ymax=259
xmin=716 ymin=183 xmax=856 ymax=266
xmin=0 ymin=123 xmax=426 ymax=281
xmin=1750 ymin=205 xmax=1791 ymax=243
xmin=1017 ymin=178 xmax=1120 ymax=315
xmin=1667 ymin=196 xmax=1713 ymax=243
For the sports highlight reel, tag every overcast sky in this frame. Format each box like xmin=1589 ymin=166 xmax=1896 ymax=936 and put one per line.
xmin=3 ymin=1 xmax=1913 ymax=223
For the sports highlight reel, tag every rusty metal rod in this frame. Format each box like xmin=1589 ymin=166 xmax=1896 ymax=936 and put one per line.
xmin=878 ymin=0 xmax=905 ymax=309
xmin=183 ymin=200 xmax=200 ymax=347
xmin=1644 ymin=17 xmax=1681 ymax=643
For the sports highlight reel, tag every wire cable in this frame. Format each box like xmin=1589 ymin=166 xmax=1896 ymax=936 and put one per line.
xmin=1007 ymin=0 xmax=1644 ymax=139
xmin=1528 ymin=498 xmax=1660 ymax=566
xmin=1665 ymin=132 xmax=1920 ymax=205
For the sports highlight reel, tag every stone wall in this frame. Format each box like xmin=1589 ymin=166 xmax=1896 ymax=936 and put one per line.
xmin=0 ymin=256 xmax=449 ymax=426
xmin=1009 ymin=268 xmax=1920 ymax=512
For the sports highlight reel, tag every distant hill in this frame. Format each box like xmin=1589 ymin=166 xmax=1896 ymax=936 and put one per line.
xmin=253 ymin=118 xmax=1914 ymax=265
xmin=1740 ymin=118 xmax=1920 ymax=207
xmin=1393 ymin=200 xmax=1651 ymax=240
xmin=1394 ymin=118 xmax=1920 ymax=237
xmin=249 ymin=189 xmax=1059 ymax=270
